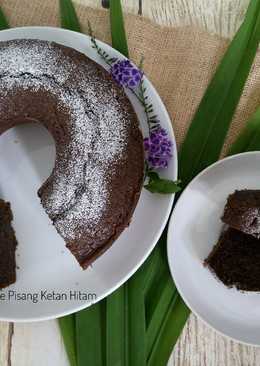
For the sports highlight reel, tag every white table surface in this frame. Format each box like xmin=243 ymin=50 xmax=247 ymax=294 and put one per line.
xmin=2 ymin=1 xmax=260 ymax=365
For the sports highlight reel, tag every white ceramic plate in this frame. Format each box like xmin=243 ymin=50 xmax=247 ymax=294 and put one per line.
xmin=0 ymin=27 xmax=177 ymax=321
xmin=168 ymin=152 xmax=260 ymax=346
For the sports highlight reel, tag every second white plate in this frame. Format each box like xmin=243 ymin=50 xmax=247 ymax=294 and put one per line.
xmin=168 ymin=152 xmax=260 ymax=346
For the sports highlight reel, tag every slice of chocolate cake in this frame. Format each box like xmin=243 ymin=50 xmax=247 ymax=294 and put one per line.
xmin=205 ymin=228 xmax=260 ymax=291
xmin=0 ymin=199 xmax=17 ymax=288
xmin=222 ymin=189 xmax=260 ymax=238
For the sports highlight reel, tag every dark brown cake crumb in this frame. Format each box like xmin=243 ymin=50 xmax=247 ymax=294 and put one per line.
xmin=0 ymin=199 xmax=17 ymax=288
xmin=222 ymin=189 xmax=260 ymax=238
xmin=205 ymin=228 xmax=260 ymax=291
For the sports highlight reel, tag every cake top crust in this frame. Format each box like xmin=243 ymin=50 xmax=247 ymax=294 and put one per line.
xmin=222 ymin=189 xmax=260 ymax=238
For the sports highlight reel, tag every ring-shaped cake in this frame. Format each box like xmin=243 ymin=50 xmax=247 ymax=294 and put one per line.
xmin=0 ymin=39 xmax=144 ymax=270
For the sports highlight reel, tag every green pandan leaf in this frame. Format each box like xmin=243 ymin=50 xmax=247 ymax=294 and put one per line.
xmin=146 ymin=276 xmax=177 ymax=359
xmin=0 ymin=6 xmax=9 ymax=30
xmin=228 ymin=106 xmax=260 ymax=155
xmin=127 ymin=268 xmax=147 ymax=366
xmin=147 ymin=295 xmax=190 ymax=366
xmin=58 ymin=316 xmax=77 ymax=366
xmin=76 ymin=303 xmax=105 ymax=366
xmin=106 ymin=287 xmax=129 ymax=366
xmin=110 ymin=0 xmax=129 ymax=57
xmin=59 ymin=0 xmax=81 ymax=32
xmin=179 ymin=0 xmax=260 ymax=188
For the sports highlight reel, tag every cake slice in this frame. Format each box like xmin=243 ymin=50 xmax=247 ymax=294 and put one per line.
xmin=222 ymin=189 xmax=260 ymax=238
xmin=0 ymin=199 xmax=17 ymax=288
xmin=205 ymin=227 xmax=260 ymax=291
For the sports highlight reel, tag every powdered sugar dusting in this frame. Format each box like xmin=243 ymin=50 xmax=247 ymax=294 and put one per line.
xmin=0 ymin=39 xmax=74 ymax=83
xmin=0 ymin=40 xmax=132 ymax=240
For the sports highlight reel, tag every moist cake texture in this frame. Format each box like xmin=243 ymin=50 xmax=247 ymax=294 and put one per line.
xmin=0 ymin=199 xmax=17 ymax=288
xmin=206 ymin=189 xmax=260 ymax=291
xmin=0 ymin=39 xmax=144 ymax=268
xmin=205 ymin=227 xmax=260 ymax=291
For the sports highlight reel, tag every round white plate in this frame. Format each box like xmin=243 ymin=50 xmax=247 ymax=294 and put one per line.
xmin=0 ymin=27 xmax=177 ymax=321
xmin=168 ymin=152 xmax=260 ymax=346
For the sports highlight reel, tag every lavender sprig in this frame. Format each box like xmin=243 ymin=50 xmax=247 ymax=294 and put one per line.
xmin=88 ymin=21 xmax=117 ymax=66
xmin=138 ymin=80 xmax=160 ymax=132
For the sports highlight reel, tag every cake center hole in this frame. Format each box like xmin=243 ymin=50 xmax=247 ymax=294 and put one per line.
xmin=0 ymin=122 xmax=56 ymax=197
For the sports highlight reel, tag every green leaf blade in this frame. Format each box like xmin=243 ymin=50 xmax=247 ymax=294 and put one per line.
xmin=110 ymin=0 xmax=129 ymax=57
xmin=228 ymin=106 xmax=260 ymax=155
xmin=142 ymin=245 xmax=167 ymax=295
xmin=127 ymin=269 xmax=146 ymax=366
xmin=145 ymin=235 xmax=172 ymax=324
xmin=59 ymin=0 xmax=81 ymax=33
xmin=179 ymin=0 xmax=260 ymax=187
xmin=147 ymin=296 xmax=190 ymax=366
xmin=106 ymin=287 xmax=128 ymax=366
xmin=58 ymin=315 xmax=77 ymax=366
xmin=0 ymin=6 xmax=9 ymax=30
xmin=76 ymin=304 xmax=105 ymax=366
xmin=146 ymin=277 xmax=177 ymax=359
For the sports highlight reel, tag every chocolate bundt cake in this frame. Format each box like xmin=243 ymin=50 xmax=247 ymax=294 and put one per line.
xmin=0 ymin=39 xmax=144 ymax=269
xmin=0 ymin=200 xmax=17 ymax=288
xmin=222 ymin=190 xmax=260 ymax=238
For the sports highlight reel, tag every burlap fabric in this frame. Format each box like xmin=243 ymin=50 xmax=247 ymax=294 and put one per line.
xmin=1 ymin=0 xmax=260 ymax=154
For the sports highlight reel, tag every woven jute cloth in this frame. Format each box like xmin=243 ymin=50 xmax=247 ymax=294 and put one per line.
xmin=1 ymin=0 xmax=260 ymax=154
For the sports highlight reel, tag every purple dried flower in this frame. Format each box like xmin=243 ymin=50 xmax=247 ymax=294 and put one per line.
xmin=111 ymin=60 xmax=143 ymax=88
xmin=144 ymin=127 xmax=172 ymax=169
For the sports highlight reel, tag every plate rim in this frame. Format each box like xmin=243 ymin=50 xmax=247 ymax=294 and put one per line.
xmin=167 ymin=150 xmax=260 ymax=346
xmin=0 ymin=26 xmax=178 ymax=322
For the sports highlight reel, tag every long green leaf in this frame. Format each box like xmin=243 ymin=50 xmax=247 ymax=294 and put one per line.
xmin=110 ymin=0 xmax=129 ymax=57
xmin=179 ymin=0 xmax=260 ymax=187
xmin=59 ymin=0 xmax=81 ymax=32
xmin=145 ymin=259 xmax=174 ymax=325
xmin=59 ymin=316 xmax=77 ymax=366
xmin=111 ymin=235 xmax=178 ymax=365
xmin=106 ymin=3 xmax=144 ymax=365
xmin=142 ymin=246 xmax=164 ymax=295
xmin=0 ymin=6 xmax=9 ymax=30
xmin=146 ymin=277 xmax=177 ymax=359
xmin=106 ymin=270 xmax=146 ymax=366
xmin=127 ymin=270 xmax=146 ymax=366
xmin=76 ymin=304 xmax=105 ymax=366
xmin=106 ymin=287 xmax=128 ymax=366
xmin=228 ymin=106 xmax=260 ymax=155
xmin=147 ymin=296 xmax=190 ymax=366
xmin=143 ymin=233 xmax=170 ymax=297
xmin=143 ymin=236 xmax=179 ymax=361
